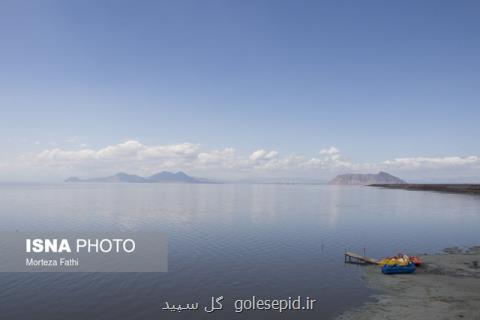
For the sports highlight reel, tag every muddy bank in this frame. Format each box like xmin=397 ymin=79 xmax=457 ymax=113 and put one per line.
xmin=369 ymin=184 xmax=480 ymax=195
xmin=337 ymin=246 xmax=480 ymax=320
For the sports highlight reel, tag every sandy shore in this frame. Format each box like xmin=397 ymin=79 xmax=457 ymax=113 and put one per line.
xmin=370 ymin=184 xmax=480 ymax=195
xmin=337 ymin=246 xmax=480 ymax=320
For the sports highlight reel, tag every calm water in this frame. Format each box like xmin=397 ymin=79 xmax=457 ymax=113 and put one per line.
xmin=1 ymin=183 xmax=480 ymax=319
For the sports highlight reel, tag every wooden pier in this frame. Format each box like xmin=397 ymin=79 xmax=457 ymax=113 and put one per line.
xmin=344 ymin=251 xmax=378 ymax=265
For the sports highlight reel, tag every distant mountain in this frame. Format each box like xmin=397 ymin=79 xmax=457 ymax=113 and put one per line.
xmin=65 ymin=171 xmax=203 ymax=183
xmin=328 ymin=171 xmax=406 ymax=185
xmin=147 ymin=171 xmax=196 ymax=183
xmin=85 ymin=172 xmax=147 ymax=183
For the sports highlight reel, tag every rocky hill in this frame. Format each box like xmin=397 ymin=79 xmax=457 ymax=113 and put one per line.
xmin=328 ymin=171 xmax=406 ymax=185
xmin=65 ymin=171 xmax=202 ymax=183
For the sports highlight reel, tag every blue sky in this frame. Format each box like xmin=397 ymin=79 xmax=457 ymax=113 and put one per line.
xmin=1 ymin=0 xmax=479 ymax=182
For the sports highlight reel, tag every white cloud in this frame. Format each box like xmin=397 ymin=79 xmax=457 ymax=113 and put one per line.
xmin=35 ymin=148 xmax=97 ymax=163
xmin=249 ymin=149 xmax=279 ymax=162
xmin=32 ymin=140 xmax=201 ymax=165
xmin=96 ymin=140 xmax=143 ymax=159
xmin=248 ymin=149 xmax=280 ymax=170
xmin=197 ymin=148 xmax=237 ymax=168
xmin=140 ymin=142 xmax=200 ymax=159
xmin=8 ymin=140 xmax=480 ymax=181
xmin=320 ymin=146 xmax=340 ymax=156
xmin=382 ymin=156 xmax=480 ymax=170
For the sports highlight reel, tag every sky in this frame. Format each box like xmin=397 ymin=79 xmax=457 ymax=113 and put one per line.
xmin=1 ymin=0 xmax=479 ymax=182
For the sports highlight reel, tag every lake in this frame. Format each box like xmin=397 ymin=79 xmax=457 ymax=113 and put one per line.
xmin=1 ymin=183 xmax=480 ymax=319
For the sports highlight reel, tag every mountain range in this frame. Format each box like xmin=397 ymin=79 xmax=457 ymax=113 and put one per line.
xmin=328 ymin=171 xmax=406 ymax=185
xmin=65 ymin=171 xmax=205 ymax=183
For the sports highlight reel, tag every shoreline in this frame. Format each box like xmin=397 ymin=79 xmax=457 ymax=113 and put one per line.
xmin=336 ymin=246 xmax=480 ymax=319
xmin=369 ymin=184 xmax=480 ymax=195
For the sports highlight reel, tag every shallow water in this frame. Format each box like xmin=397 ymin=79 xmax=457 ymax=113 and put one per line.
xmin=1 ymin=183 xmax=479 ymax=319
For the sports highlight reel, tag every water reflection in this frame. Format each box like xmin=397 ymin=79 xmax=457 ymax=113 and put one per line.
xmin=0 ymin=183 xmax=480 ymax=319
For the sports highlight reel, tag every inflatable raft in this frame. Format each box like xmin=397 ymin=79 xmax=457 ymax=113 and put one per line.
xmin=381 ymin=261 xmax=416 ymax=274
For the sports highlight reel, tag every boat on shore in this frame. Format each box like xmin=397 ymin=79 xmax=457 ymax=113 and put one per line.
xmin=382 ymin=261 xmax=416 ymax=274
xmin=409 ymin=256 xmax=422 ymax=266
xmin=378 ymin=254 xmax=422 ymax=267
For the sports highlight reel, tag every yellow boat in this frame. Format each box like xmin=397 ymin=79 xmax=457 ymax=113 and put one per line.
xmin=377 ymin=256 xmax=410 ymax=266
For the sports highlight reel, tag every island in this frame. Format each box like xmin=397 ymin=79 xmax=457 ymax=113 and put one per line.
xmin=65 ymin=171 xmax=210 ymax=184
xmin=328 ymin=171 xmax=406 ymax=185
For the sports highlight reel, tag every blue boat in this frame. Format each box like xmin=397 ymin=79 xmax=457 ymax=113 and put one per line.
xmin=381 ymin=261 xmax=416 ymax=274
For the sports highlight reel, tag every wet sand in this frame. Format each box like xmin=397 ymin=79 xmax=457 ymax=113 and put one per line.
xmin=337 ymin=246 xmax=480 ymax=320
